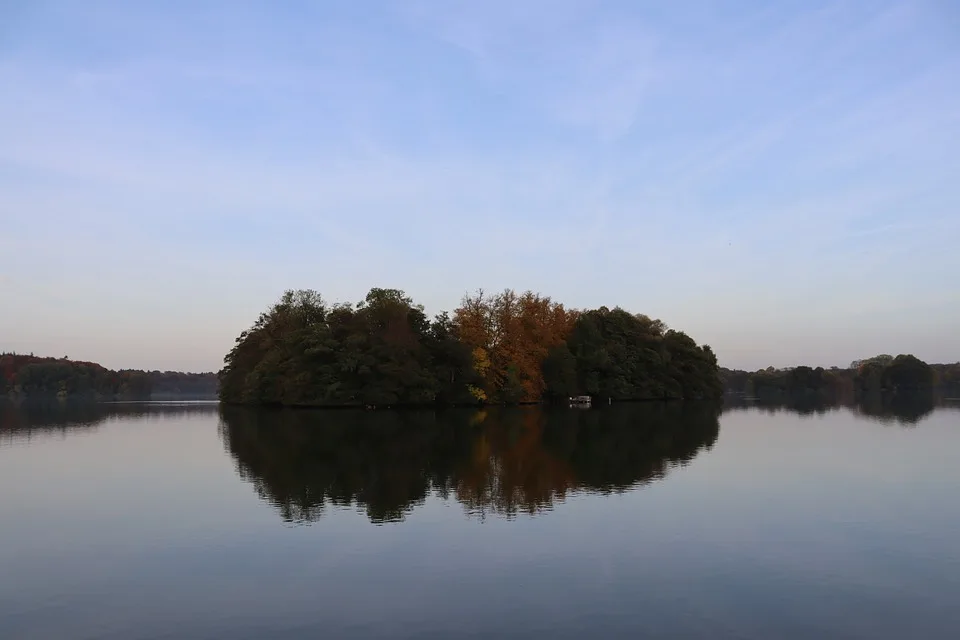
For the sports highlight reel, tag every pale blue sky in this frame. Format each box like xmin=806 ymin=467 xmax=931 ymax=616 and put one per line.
xmin=1 ymin=0 xmax=958 ymax=372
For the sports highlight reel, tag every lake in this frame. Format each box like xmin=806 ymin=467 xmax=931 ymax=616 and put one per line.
xmin=1 ymin=399 xmax=958 ymax=639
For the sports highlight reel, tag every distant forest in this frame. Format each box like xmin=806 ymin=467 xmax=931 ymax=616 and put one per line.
xmin=219 ymin=288 xmax=723 ymax=407
xmin=1 ymin=353 xmax=218 ymax=399
xmin=721 ymin=355 xmax=960 ymax=400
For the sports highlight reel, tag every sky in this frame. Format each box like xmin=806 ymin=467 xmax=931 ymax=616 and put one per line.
xmin=1 ymin=0 xmax=958 ymax=373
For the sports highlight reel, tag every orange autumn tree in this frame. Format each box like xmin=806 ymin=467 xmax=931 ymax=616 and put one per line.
xmin=453 ymin=289 xmax=578 ymax=403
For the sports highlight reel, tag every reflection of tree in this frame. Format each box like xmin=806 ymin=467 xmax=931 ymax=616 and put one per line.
xmin=545 ymin=403 xmax=721 ymax=489
xmin=854 ymin=392 xmax=936 ymax=426
xmin=219 ymin=403 xmax=721 ymax=524
xmin=721 ymin=392 xmax=940 ymax=426
xmin=219 ymin=408 xmax=478 ymax=523
xmin=453 ymin=409 xmax=578 ymax=519
xmin=0 ymin=400 xmax=218 ymax=440
xmin=723 ymin=394 xmax=843 ymax=417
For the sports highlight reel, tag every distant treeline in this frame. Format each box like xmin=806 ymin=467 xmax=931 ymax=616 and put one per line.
xmin=721 ymin=355 xmax=960 ymax=400
xmin=219 ymin=288 xmax=723 ymax=407
xmin=1 ymin=353 xmax=218 ymax=399
xmin=148 ymin=371 xmax=219 ymax=397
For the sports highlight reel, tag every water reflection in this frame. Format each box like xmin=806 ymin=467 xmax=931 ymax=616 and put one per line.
xmin=219 ymin=403 xmax=721 ymax=524
xmin=722 ymin=392 xmax=945 ymax=426
xmin=722 ymin=394 xmax=842 ymax=417
xmin=852 ymin=392 xmax=938 ymax=426
xmin=0 ymin=400 xmax=218 ymax=442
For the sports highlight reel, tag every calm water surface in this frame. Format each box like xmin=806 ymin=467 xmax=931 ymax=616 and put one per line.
xmin=1 ymin=400 xmax=958 ymax=639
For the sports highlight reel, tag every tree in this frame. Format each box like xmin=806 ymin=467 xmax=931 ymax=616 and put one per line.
xmin=882 ymin=354 xmax=933 ymax=392
xmin=542 ymin=345 xmax=577 ymax=400
xmin=452 ymin=289 xmax=577 ymax=403
xmin=561 ymin=308 xmax=720 ymax=401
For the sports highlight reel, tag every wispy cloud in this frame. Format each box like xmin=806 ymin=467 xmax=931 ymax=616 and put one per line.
xmin=408 ymin=0 xmax=660 ymax=140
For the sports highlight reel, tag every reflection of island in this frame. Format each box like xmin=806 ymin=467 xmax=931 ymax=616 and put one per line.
xmin=722 ymin=392 xmax=941 ymax=426
xmin=219 ymin=403 xmax=720 ymax=524
xmin=852 ymin=392 xmax=937 ymax=426
xmin=0 ymin=401 xmax=219 ymax=440
xmin=722 ymin=394 xmax=842 ymax=417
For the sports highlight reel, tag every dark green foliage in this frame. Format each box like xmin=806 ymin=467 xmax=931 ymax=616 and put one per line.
xmin=857 ymin=354 xmax=934 ymax=394
xmin=881 ymin=354 xmax=934 ymax=391
xmin=499 ymin=365 xmax=528 ymax=404
xmin=541 ymin=344 xmax=578 ymax=400
xmin=855 ymin=360 xmax=887 ymax=394
xmin=562 ymin=308 xmax=721 ymax=401
xmin=219 ymin=289 xmax=481 ymax=406
xmin=424 ymin=312 xmax=478 ymax=405
xmin=220 ymin=290 xmax=724 ymax=406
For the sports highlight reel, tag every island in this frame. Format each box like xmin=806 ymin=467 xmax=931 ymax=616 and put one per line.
xmin=218 ymin=288 xmax=723 ymax=406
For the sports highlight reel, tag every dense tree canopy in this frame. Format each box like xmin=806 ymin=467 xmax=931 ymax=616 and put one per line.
xmin=219 ymin=288 xmax=724 ymax=406
xmin=219 ymin=289 xmax=478 ymax=406
xmin=558 ymin=308 xmax=721 ymax=402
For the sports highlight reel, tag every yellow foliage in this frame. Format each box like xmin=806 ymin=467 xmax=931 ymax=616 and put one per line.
xmin=467 ymin=385 xmax=487 ymax=402
xmin=472 ymin=347 xmax=491 ymax=375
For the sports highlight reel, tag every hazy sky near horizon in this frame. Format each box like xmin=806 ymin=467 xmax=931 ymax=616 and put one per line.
xmin=2 ymin=0 xmax=958 ymax=373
